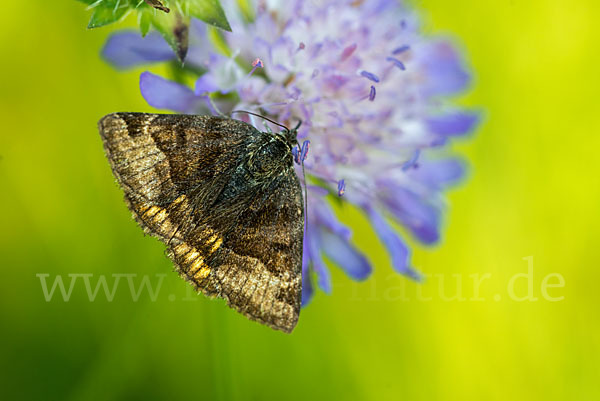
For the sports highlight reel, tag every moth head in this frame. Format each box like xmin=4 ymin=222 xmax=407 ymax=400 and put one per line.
xmin=283 ymin=119 xmax=302 ymax=148
xmin=231 ymin=110 xmax=302 ymax=148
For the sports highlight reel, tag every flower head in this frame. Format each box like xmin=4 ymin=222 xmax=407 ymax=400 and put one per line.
xmin=102 ymin=0 xmax=479 ymax=305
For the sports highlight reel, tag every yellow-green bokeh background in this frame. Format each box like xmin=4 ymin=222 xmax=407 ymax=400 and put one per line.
xmin=1 ymin=1 xmax=598 ymax=400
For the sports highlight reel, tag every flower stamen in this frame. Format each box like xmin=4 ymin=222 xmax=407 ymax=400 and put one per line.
xmin=300 ymin=140 xmax=310 ymax=161
xmin=337 ymin=179 xmax=346 ymax=196
xmin=386 ymin=57 xmax=406 ymax=70
xmin=392 ymin=45 xmax=410 ymax=54
xmin=360 ymin=70 xmax=380 ymax=82
xmin=369 ymin=85 xmax=376 ymax=101
xmin=247 ymin=58 xmax=264 ymax=77
xmin=340 ymin=43 xmax=357 ymax=61
xmin=402 ymin=149 xmax=421 ymax=171
xmin=293 ymin=140 xmax=310 ymax=165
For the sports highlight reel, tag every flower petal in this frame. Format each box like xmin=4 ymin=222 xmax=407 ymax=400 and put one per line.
xmin=320 ymin=230 xmax=372 ymax=281
xmin=367 ymin=208 xmax=421 ymax=280
xmin=410 ymin=158 xmax=466 ymax=189
xmin=301 ymin=266 xmax=314 ymax=307
xmin=301 ymin=237 xmax=315 ymax=307
xmin=308 ymin=230 xmax=332 ymax=294
xmin=185 ymin=20 xmax=214 ymax=67
xmin=195 ymin=73 xmax=220 ymax=94
xmin=313 ymin=201 xmax=351 ymax=240
xmin=140 ymin=71 xmax=201 ymax=113
xmin=380 ymin=185 xmax=440 ymax=245
xmin=102 ymin=31 xmax=173 ymax=69
xmin=426 ymin=111 xmax=480 ymax=136
xmin=210 ymin=55 xmax=246 ymax=93
xmin=420 ymin=41 xmax=471 ymax=96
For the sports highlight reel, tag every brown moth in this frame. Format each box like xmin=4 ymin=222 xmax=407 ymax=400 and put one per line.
xmin=98 ymin=113 xmax=303 ymax=333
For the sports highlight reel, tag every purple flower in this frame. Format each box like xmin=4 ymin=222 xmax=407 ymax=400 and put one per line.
xmin=102 ymin=0 xmax=479 ymax=305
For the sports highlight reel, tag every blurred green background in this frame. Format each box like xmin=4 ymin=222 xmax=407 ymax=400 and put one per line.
xmin=1 ymin=1 xmax=598 ymax=400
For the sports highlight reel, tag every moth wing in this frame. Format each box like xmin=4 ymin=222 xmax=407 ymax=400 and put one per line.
xmin=99 ymin=112 xmax=303 ymax=333
xmin=99 ymin=112 xmax=254 ymax=239
xmin=169 ymin=169 xmax=304 ymax=333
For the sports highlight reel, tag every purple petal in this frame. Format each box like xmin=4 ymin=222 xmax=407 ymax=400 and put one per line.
xmin=381 ymin=186 xmax=440 ymax=245
xmin=420 ymin=41 xmax=470 ymax=96
xmin=313 ymin=201 xmax=351 ymax=240
xmin=324 ymin=75 xmax=350 ymax=91
xmin=320 ymin=230 xmax=372 ymax=281
xmin=185 ymin=20 xmax=213 ymax=66
xmin=301 ymin=246 xmax=314 ymax=307
xmin=140 ymin=71 xmax=199 ymax=113
xmin=410 ymin=158 xmax=466 ymax=189
xmin=308 ymin=229 xmax=332 ymax=293
xmin=102 ymin=31 xmax=173 ymax=69
xmin=194 ymin=74 xmax=220 ymax=94
xmin=367 ymin=208 xmax=421 ymax=280
xmin=426 ymin=111 xmax=480 ymax=136
xmin=364 ymin=0 xmax=397 ymax=14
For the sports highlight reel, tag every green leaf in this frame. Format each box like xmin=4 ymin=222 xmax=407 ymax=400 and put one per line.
xmin=186 ymin=0 xmax=231 ymax=32
xmin=151 ymin=10 xmax=190 ymax=62
xmin=87 ymin=3 xmax=130 ymax=29
xmin=78 ymin=0 xmax=233 ymax=61
xmin=138 ymin=9 xmax=153 ymax=36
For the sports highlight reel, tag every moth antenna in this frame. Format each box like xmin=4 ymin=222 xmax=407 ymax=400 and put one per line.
xmin=231 ymin=110 xmax=290 ymax=131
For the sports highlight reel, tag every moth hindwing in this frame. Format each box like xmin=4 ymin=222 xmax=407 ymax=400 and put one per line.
xmin=98 ymin=112 xmax=303 ymax=333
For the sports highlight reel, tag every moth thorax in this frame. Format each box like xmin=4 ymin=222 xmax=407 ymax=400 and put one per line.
xmin=249 ymin=137 xmax=291 ymax=175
